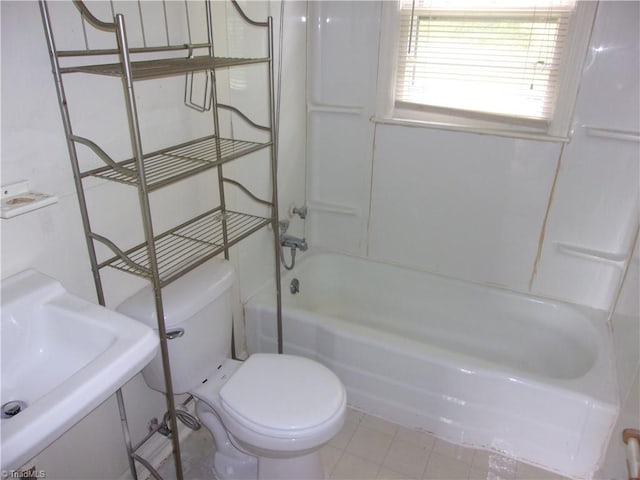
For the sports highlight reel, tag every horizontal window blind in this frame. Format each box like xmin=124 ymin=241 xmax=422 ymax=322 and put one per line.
xmin=395 ymin=0 xmax=577 ymax=123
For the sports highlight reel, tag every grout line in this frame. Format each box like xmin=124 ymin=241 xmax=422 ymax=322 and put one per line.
xmin=420 ymin=436 xmax=435 ymax=480
xmin=375 ymin=423 xmax=397 ymax=479
xmin=326 ymin=447 xmax=343 ymax=480
xmin=326 ymin=409 xmax=361 ymax=479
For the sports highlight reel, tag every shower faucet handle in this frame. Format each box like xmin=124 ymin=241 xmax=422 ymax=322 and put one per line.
xmin=281 ymin=234 xmax=308 ymax=252
xmin=290 ymin=205 xmax=308 ymax=219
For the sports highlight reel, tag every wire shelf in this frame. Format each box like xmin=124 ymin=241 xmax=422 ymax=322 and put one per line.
xmin=84 ymin=135 xmax=271 ymax=190
xmin=102 ymin=209 xmax=271 ymax=285
xmin=60 ymin=56 xmax=269 ymax=80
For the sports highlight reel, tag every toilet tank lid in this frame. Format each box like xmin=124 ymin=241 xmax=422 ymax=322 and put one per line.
xmin=116 ymin=259 xmax=234 ymax=329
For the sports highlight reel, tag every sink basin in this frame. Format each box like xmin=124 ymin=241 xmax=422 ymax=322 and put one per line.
xmin=1 ymin=269 xmax=159 ymax=470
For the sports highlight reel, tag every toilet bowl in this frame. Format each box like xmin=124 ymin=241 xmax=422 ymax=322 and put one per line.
xmin=193 ymin=355 xmax=345 ymax=479
xmin=117 ymin=260 xmax=346 ymax=479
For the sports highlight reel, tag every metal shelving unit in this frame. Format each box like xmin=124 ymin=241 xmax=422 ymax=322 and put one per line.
xmin=39 ymin=1 xmax=283 ymax=479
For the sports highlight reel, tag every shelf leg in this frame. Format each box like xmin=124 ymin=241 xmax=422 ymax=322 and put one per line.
xmin=266 ymin=16 xmax=284 ymax=354
xmin=114 ymin=13 xmax=184 ymax=480
xmin=116 ymin=389 xmax=138 ymax=480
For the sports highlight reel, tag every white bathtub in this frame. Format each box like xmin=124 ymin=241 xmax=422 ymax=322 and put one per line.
xmin=244 ymin=252 xmax=618 ymax=479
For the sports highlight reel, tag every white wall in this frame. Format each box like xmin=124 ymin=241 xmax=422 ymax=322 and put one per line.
xmin=1 ymin=0 xmax=302 ymax=477
xmin=2 ymin=2 xmax=169 ymax=477
xmin=224 ymin=0 xmax=308 ymax=305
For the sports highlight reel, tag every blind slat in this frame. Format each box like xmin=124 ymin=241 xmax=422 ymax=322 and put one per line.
xmin=395 ymin=0 xmax=576 ymax=121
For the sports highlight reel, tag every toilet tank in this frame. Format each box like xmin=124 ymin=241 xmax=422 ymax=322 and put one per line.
xmin=117 ymin=259 xmax=235 ymax=394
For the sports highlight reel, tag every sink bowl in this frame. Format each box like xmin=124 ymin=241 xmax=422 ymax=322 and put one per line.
xmin=1 ymin=269 xmax=159 ymax=470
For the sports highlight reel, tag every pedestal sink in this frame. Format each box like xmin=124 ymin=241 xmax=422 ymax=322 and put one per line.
xmin=1 ymin=269 xmax=159 ymax=471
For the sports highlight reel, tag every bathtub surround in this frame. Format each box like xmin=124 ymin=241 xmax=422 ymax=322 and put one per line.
xmin=305 ymin=0 xmax=638 ymax=313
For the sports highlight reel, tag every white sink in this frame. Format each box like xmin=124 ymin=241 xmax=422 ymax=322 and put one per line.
xmin=1 ymin=270 xmax=159 ymax=470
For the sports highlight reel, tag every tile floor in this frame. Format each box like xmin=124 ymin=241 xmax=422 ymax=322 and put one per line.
xmin=156 ymin=407 xmax=570 ymax=480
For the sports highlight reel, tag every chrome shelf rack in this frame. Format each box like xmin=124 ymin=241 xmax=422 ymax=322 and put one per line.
xmin=39 ymin=1 xmax=283 ymax=479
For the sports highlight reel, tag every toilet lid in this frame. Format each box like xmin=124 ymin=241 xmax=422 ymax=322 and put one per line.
xmin=220 ymin=354 xmax=345 ymax=435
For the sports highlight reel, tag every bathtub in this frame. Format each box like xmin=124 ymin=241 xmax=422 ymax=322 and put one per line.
xmin=244 ymin=252 xmax=618 ymax=479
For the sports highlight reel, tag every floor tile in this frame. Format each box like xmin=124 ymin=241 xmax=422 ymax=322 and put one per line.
xmin=346 ymin=425 xmax=395 ymax=464
xmin=516 ymin=462 xmax=569 ymax=480
xmin=321 ymin=444 xmax=344 ymax=477
xmin=331 ymin=452 xmax=381 ymax=480
xmin=346 ymin=408 xmax=365 ymax=425
xmin=470 ymin=461 xmax=517 ymax=480
xmin=156 ymin=427 xmax=216 ymax=480
xmin=471 ymin=449 xmax=518 ymax=478
xmin=394 ymin=425 xmax=438 ymax=450
xmin=432 ymin=438 xmax=475 ymax=465
xmin=329 ymin=417 xmax=359 ymax=450
xmin=383 ymin=438 xmax=430 ymax=479
xmin=423 ymin=451 xmax=472 ymax=480
xmin=360 ymin=413 xmax=399 ymax=436
xmin=377 ymin=466 xmax=415 ymax=479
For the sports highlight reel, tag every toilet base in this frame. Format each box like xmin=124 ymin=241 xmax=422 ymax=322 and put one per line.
xmin=257 ymin=451 xmax=324 ymax=480
xmin=196 ymin=398 xmax=326 ymax=480
xmin=197 ymin=401 xmax=258 ymax=479
xmin=213 ymin=448 xmax=257 ymax=480
xmin=212 ymin=449 xmax=324 ymax=480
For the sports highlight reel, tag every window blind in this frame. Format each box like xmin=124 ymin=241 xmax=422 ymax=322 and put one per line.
xmin=395 ymin=0 xmax=577 ymax=123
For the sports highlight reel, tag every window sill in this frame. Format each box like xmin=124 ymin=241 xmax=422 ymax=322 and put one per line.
xmin=370 ymin=116 xmax=571 ymax=143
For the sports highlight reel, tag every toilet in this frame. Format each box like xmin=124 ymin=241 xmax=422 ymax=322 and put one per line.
xmin=117 ymin=260 xmax=346 ymax=480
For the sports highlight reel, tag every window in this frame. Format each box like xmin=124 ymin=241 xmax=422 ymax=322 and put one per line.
xmin=377 ymin=0 xmax=597 ymax=138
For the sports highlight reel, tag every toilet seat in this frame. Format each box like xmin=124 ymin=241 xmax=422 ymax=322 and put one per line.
xmin=192 ymin=354 xmax=346 ymax=453
xmin=220 ymin=354 xmax=346 ymax=438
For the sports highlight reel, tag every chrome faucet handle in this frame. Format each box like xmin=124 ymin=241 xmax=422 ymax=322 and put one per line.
xmin=280 ymin=234 xmax=308 ymax=251
xmin=292 ymin=205 xmax=308 ymax=219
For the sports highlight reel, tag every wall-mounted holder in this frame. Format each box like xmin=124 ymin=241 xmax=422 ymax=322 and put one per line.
xmin=1 ymin=181 xmax=58 ymax=219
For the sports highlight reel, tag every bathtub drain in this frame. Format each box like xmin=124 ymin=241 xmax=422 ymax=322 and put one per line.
xmin=2 ymin=400 xmax=27 ymax=418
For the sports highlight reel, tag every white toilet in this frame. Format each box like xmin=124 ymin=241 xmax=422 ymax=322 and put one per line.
xmin=117 ymin=260 xmax=346 ymax=480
